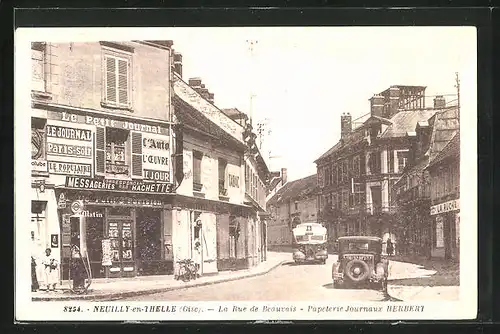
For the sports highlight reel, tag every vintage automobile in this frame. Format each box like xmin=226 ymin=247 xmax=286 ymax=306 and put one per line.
xmin=292 ymin=223 xmax=328 ymax=264
xmin=331 ymin=236 xmax=389 ymax=291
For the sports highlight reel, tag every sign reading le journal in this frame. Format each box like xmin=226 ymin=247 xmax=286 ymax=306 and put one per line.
xmin=65 ymin=177 xmax=173 ymax=194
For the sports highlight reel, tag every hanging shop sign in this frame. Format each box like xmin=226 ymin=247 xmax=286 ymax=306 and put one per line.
xmin=49 ymin=161 xmax=92 ymax=176
xmin=57 ymin=192 xmax=67 ymax=209
xmin=430 ymin=199 xmax=460 ymax=215
xmin=32 ymin=128 xmax=48 ymax=172
xmin=50 ymin=234 xmax=59 ymax=248
xmin=65 ymin=176 xmax=174 ymax=194
xmin=48 ymin=111 xmax=169 ymax=136
xmin=70 ymin=200 xmax=83 ymax=214
xmin=228 ymin=174 xmax=240 ymax=188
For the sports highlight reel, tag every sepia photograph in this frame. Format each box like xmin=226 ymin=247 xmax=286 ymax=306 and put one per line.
xmin=15 ymin=26 xmax=477 ymax=321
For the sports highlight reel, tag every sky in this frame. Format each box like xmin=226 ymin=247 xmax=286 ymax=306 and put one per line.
xmin=164 ymin=27 xmax=476 ymax=181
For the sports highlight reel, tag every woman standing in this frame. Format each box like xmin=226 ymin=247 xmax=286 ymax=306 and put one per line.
xmin=41 ymin=248 xmax=58 ymax=291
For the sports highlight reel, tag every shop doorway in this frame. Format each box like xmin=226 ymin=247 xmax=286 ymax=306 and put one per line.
xmin=106 ymin=207 xmax=135 ymax=278
xmin=86 ymin=213 xmax=105 ymax=278
xmin=136 ymin=208 xmax=163 ymax=275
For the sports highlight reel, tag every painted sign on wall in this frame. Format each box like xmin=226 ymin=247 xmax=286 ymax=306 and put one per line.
xmin=430 ymin=199 xmax=460 ymax=215
xmin=65 ymin=176 xmax=174 ymax=194
xmin=142 ymin=134 xmax=171 ymax=182
xmin=46 ymin=120 xmax=94 ymax=175
xmin=32 ymin=128 xmax=48 ymax=172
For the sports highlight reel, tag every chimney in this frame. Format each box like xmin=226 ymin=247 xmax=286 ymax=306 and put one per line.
xmin=281 ymin=168 xmax=288 ymax=184
xmin=388 ymin=86 xmax=401 ymax=117
xmin=340 ymin=113 xmax=352 ymax=139
xmin=188 ymin=77 xmax=202 ymax=89
xmin=370 ymin=94 xmax=385 ymax=117
xmin=173 ymin=52 xmax=183 ymax=78
xmin=433 ymin=95 xmax=446 ymax=108
xmin=207 ymin=92 xmax=215 ymax=104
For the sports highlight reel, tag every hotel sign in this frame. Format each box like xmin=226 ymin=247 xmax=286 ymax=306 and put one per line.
xmin=65 ymin=176 xmax=174 ymax=194
xmin=430 ymin=199 xmax=460 ymax=215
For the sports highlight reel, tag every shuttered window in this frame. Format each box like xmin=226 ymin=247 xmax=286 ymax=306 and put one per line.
xmin=104 ymin=55 xmax=131 ymax=108
xmin=95 ymin=127 xmax=106 ymax=175
xmin=131 ymin=132 xmax=143 ymax=178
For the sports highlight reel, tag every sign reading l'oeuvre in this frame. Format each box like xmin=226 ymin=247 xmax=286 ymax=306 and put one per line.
xmin=142 ymin=134 xmax=171 ymax=182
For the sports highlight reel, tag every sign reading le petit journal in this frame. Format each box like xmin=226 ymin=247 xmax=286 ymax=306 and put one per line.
xmin=65 ymin=177 xmax=173 ymax=194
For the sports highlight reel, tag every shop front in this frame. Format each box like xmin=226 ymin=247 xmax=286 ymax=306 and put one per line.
xmin=57 ymin=177 xmax=175 ymax=280
xmin=430 ymin=198 xmax=460 ymax=260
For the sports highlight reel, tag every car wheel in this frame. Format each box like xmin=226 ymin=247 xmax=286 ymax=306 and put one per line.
xmin=344 ymin=259 xmax=370 ymax=283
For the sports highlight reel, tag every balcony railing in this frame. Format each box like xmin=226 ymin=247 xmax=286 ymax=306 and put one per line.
xmin=397 ymin=185 xmax=430 ymax=203
xmin=105 ymin=163 xmax=129 ymax=175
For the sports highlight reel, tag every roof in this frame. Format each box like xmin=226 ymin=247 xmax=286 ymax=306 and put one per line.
xmin=425 ymin=107 xmax=460 ymax=161
xmin=267 ymin=174 xmax=317 ymax=205
xmin=428 ymin=131 xmax=460 ymax=168
xmin=380 ymin=108 xmax=440 ymax=138
xmin=337 ymin=236 xmax=382 ymax=242
xmin=315 ymin=108 xmax=440 ymax=163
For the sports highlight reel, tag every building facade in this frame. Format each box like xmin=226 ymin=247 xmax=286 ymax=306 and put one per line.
xmin=31 ymin=40 xmax=177 ymax=281
xmin=172 ymin=74 xmax=270 ymax=274
xmin=393 ymin=98 xmax=459 ymax=258
xmin=266 ymin=175 xmax=318 ymax=248
xmin=427 ymin=132 xmax=460 ymax=260
xmin=30 ymin=40 xmax=270 ymax=285
xmin=315 ymin=85 xmax=451 ymax=255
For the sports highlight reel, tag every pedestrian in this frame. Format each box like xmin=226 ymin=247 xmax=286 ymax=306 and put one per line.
xmin=41 ymin=248 xmax=58 ymax=291
xmin=386 ymin=238 xmax=394 ymax=257
xmin=31 ymin=233 xmax=39 ymax=292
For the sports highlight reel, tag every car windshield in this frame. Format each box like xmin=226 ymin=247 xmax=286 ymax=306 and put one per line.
xmin=347 ymin=242 xmax=369 ymax=251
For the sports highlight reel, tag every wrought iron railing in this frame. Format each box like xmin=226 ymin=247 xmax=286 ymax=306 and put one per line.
xmin=105 ymin=163 xmax=129 ymax=175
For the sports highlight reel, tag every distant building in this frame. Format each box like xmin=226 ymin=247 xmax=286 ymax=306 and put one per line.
xmin=393 ymin=99 xmax=459 ymax=258
xmin=266 ymin=168 xmax=288 ymax=201
xmin=266 ymin=174 xmax=318 ymax=248
xmin=426 ymin=132 xmax=460 ymax=260
xmin=315 ymin=85 xmax=453 ymax=255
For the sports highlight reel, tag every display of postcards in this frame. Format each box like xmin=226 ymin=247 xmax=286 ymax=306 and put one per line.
xmin=109 ymin=228 xmax=119 ymax=238
xmin=123 ymin=249 xmax=132 ymax=260
xmin=111 ymin=239 xmax=119 ymax=249
xmin=112 ymin=250 xmax=120 ymax=262
xmin=123 ymin=230 xmax=132 ymax=238
xmin=122 ymin=239 xmax=132 ymax=248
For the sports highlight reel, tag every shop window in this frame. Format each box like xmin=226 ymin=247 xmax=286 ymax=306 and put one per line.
xmin=105 ymin=128 xmax=130 ymax=175
xmin=192 ymin=151 xmax=203 ymax=192
xmin=102 ymin=48 xmax=132 ymax=110
xmin=31 ymin=42 xmax=46 ymax=92
xmin=353 ymin=155 xmax=361 ymax=177
xmin=218 ymin=158 xmax=228 ymax=197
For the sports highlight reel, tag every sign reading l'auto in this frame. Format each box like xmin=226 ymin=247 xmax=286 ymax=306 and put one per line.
xmin=142 ymin=134 xmax=171 ymax=182
xmin=430 ymin=199 xmax=460 ymax=215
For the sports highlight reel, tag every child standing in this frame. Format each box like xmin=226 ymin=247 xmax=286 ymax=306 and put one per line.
xmin=41 ymin=248 xmax=58 ymax=291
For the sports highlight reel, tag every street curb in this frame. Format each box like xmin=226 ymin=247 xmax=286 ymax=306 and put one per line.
xmin=32 ymin=259 xmax=288 ymax=302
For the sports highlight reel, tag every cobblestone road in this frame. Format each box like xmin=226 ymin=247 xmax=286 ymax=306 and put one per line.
xmin=119 ymin=255 xmax=394 ymax=301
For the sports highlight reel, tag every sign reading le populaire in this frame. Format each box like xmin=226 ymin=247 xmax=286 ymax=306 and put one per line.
xmin=65 ymin=176 xmax=173 ymax=194
xmin=430 ymin=199 xmax=460 ymax=215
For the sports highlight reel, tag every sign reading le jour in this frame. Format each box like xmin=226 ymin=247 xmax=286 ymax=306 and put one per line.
xmin=65 ymin=176 xmax=173 ymax=194
xmin=430 ymin=199 xmax=460 ymax=215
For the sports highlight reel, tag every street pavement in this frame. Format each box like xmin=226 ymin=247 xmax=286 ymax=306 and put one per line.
xmin=118 ymin=254 xmax=457 ymax=302
xmin=32 ymin=252 xmax=459 ymax=302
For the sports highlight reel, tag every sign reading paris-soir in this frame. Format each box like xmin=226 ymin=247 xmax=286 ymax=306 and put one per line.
xmin=65 ymin=177 xmax=174 ymax=194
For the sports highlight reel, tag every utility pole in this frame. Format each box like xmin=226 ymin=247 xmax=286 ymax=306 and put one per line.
xmin=256 ymin=118 xmax=271 ymax=150
xmin=246 ymin=39 xmax=258 ymax=125
xmin=455 ymin=72 xmax=460 ymax=120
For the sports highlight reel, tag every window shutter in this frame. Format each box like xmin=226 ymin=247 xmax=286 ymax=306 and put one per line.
xmin=95 ymin=127 xmax=106 ymax=175
xmin=131 ymin=132 xmax=142 ymax=178
xmin=105 ymin=56 xmax=117 ymax=104
xmin=118 ymin=59 xmax=129 ymax=106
